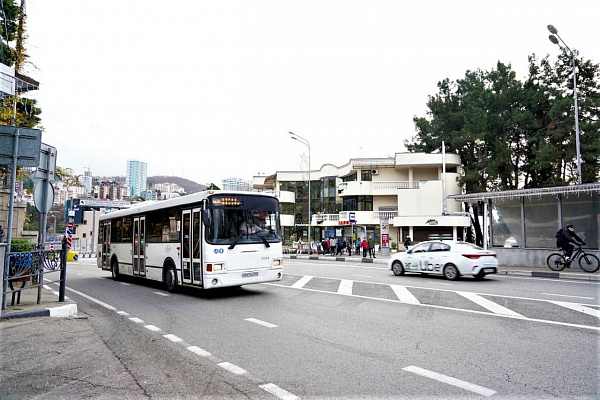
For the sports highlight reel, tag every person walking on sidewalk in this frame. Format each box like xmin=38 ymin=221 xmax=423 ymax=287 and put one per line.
xmin=368 ymin=235 xmax=375 ymax=258
xmin=556 ymin=224 xmax=586 ymax=262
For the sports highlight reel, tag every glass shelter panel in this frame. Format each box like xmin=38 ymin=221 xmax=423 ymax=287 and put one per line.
xmin=524 ymin=196 xmax=559 ymax=248
xmin=562 ymin=192 xmax=599 ymax=249
xmin=491 ymin=198 xmax=523 ymax=248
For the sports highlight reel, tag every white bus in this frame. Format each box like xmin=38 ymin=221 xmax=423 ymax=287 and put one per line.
xmin=97 ymin=191 xmax=283 ymax=291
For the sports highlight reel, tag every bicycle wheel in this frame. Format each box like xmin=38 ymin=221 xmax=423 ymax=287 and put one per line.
xmin=578 ymin=253 xmax=600 ymax=273
xmin=547 ymin=253 xmax=566 ymax=271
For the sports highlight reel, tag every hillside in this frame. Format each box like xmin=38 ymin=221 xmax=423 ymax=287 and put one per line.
xmin=147 ymin=176 xmax=207 ymax=194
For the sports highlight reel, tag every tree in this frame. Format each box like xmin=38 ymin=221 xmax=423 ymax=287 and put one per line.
xmin=407 ymin=55 xmax=600 ymax=245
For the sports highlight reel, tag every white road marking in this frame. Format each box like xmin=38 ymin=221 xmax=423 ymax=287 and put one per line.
xmin=458 ymin=291 xmax=523 ymax=317
xmin=291 ymin=275 xmax=313 ymax=288
xmin=260 ymin=383 xmax=299 ymax=400
xmin=77 ymin=273 xmax=84 ymax=276
xmin=338 ymin=279 xmax=353 ymax=295
xmin=153 ymin=291 xmax=170 ymax=297
xmin=391 ymin=284 xmax=420 ymax=304
xmin=144 ymin=325 xmax=161 ymax=332
xmin=245 ymin=318 xmax=278 ymax=328
xmin=62 ymin=286 xmax=116 ymax=310
xmin=403 ymin=366 xmax=496 ymax=397
xmin=353 ymin=274 xmax=373 ymax=278
xmin=119 ymin=282 xmax=131 ymax=285
xmin=218 ymin=362 xmax=247 ymax=375
xmin=496 ymin=275 xmax=600 ymax=285
xmin=116 ymin=311 xmax=129 ymax=316
xmin=129 ymin=317 xmax=144 ymax=323
xmin=164 ymin=334 xmax=183 ymax=342
xmin=549 ymin=300 xmax=600 ymax=318
xmin=187 ymin=346 xmax=211 ymax=357
xmin=542 ymin=293 xmax=595 ymax=300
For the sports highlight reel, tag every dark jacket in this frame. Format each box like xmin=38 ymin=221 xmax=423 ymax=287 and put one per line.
xmin=557 ymin=227 xmax=583 ymax=247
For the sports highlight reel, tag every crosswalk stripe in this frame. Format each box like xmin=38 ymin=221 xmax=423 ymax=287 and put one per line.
xmin=549 ymin=300 xmax=600 ymax=318
xmin=338 ymin=279 xmax=353 ymax=295
xmin=291 ymin=275 xmax=313 ymax=289
xmin=391 ymin=284 xmax=420 ymax=304
xmin=457 ymin=291 xmax=523 ymax=317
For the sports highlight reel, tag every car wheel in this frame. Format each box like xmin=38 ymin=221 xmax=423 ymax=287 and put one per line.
xmin=392 ymin=261 xmax=405 ymax=276
xmin=164 ymin=263 xmax=178 ymax=292
xmin=443 ymin=264 xmax=459 ymax=280
xmin=111 ymin=258 xmax=119 ymax=280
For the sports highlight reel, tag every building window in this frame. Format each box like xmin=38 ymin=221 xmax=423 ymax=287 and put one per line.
xmin=361 ymin=170 xmax=372 ymax=181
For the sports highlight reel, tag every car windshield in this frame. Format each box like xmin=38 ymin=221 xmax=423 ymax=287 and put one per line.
xmin=204 ymin=195 xmax=282 ymax=246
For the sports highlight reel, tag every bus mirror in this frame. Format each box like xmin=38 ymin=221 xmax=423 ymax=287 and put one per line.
xmin=202 ymin=209 xmax=211 ymax=226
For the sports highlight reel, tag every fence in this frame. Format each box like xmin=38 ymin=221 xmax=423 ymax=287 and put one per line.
xmin=1 ymin=238 xmax=67 ymax=310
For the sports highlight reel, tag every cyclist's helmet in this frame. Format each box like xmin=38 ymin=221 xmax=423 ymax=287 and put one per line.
xmin=566 ymin=224 xmax=574 ymax=229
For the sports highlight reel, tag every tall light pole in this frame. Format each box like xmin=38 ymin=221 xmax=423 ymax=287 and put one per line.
xmin=289 ymin=132 xmax=311 ymax=253
xmin=548 ymin=24 xmax=582 ymax=185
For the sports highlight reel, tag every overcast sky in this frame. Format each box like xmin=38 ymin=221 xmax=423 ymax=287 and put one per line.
xmin=23 ymin=0 xmax=600 ymax=186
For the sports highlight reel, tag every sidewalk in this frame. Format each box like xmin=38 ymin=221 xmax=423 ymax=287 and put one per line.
xmin=0 ymin=279 xmax=77 ymax=320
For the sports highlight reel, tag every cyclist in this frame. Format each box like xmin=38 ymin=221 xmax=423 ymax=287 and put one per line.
xmin=556 ymin=224 xmax=586 ymax=262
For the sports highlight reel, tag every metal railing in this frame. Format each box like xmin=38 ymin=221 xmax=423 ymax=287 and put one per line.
xmin=1 ymin=238 xmax=68 ymax=310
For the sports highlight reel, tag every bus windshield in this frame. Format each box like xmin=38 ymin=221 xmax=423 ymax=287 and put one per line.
xmin=205 ymin=195 xmax=282 ymax=246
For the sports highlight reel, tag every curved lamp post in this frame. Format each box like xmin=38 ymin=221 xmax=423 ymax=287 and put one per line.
xmin=289 ymin=132 xmax=311 ymax=252
xmin=548 ymin=24 xmax=582 ymax=185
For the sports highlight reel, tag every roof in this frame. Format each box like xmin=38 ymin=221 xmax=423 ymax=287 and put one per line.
xmin=449 ymin=183 xmax=600 ymax=202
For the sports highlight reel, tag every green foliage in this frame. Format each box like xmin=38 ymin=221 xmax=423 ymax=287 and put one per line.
xmin=10 ymin=238 xmax=32 ymax=252
xmin=407 ymin=54 xmax=600 ymax=191
xmin=207 ymin=183 xmax=221 ymax=190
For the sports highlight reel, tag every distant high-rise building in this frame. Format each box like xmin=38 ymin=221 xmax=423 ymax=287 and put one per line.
xmin=126 ymin=160 xmax=147 ymax=197
xmin=222 ymin=177 xmax=251 ymax=191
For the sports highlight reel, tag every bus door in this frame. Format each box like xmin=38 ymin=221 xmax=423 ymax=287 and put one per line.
xmin=101 ymin=222 xmax=111 ymax=270
xmin=133 ymin=216 xmax=146 ymax=276
xmin=181 ymin=209 xmax=203 ymax=286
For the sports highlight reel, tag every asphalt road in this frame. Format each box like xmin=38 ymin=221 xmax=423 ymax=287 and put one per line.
xmin=55 ymin=258 xmax=600 ymax=399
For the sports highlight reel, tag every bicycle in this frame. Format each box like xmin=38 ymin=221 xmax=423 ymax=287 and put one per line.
xmin=546 ymin=245 xmax=599 ymax=273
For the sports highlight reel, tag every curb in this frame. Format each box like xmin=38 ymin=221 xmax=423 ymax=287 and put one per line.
xmin=0 ymin=302 xmax=78 ymax=320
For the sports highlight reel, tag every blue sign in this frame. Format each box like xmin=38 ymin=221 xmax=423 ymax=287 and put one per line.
xmin=349 ymin=212 xmax=356 ymax=223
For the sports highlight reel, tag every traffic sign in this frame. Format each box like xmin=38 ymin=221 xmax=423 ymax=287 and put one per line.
xmin=33 ymin=180 xmax=54 ymax=213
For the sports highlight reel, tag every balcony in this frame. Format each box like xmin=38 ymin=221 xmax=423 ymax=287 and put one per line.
xmin=338 ymin=181 xmax=419 ymax=196
xmin=311 ymin=210 xmax=398 ymax=226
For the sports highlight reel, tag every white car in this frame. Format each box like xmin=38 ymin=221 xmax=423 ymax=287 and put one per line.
xmin=388 ymin=241 xmax=498 ymax=280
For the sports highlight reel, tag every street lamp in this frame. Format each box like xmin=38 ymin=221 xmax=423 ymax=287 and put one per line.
xmin=547 ymin=24 xmax=582 ymax=185
xmin=289 ymin=131 xmax=311 ymax=253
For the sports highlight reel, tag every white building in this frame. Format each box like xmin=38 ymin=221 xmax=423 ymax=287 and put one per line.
xmin=222 ymin=177 xmax=251 ymax=191
xmin=253 ymin=152 xmax=469 ymax=251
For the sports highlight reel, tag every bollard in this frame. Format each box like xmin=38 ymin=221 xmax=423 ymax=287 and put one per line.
xmin=59 ymin=237 xmax=67 ymax=302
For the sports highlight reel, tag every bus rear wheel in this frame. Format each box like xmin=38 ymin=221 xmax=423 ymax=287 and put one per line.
xmin=164 ymin=264 xmax=177 ymax=292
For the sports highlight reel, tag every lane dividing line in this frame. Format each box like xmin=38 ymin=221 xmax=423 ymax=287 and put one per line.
xmin=291 ymin=275 xmax=313 ymax=289
xmin=245 ymin=318 xmax=278 ymax=328
xmin=403 ymin=366 xmax=496 ymax=397
xmin=63 ymin=286 xmax=116 ymax=310
xmin=187 ymin=346 xmax=211 ymax=357
xmin=457 ymin=291 xmax=523 ymax=317
xmin=144 ymin=325 xmax=161 ymax=332
xmin=541 ymin=293 xmax=595 ymax=300
xmin=119 ymin=282 xmax=131 ymax=285
xmin=153 ymin=292 xmax=170 ymax=297
xmin=218 ymin=362 xmax=247 ymax=375
xmin=549 ymin=300 xmax=600 ymax=319
xmin=129 ymin=317 xmax=144 ymax=323
xmin=116 ymin=311 xmax=129 ymax=316
xmin=259 ymin=383 xmax=299 ymax=400
xmin=390 ymin=284 xmax=420 ymax=304
xmin=338 ymin=279 xmax=353 ymax=295
xmin=164 ymin=334 xmax=183 ymax=343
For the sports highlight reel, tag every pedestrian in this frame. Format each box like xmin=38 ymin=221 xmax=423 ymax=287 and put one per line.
xmin=368 ymin=235 xmax=375 ymax=258
xmin=297 ymin=237 xmax=303 ymax=254
xmin=355 ymin=238 xmax=361 ymax=255
xmin=321 ymin=238 xmax=328 ymax=255
xmin=404 ymin=236 xmax=411 ymax=251
xmin=347 ymin=239 xmax=352 ymax=256
xmin=361 ymin=237 xmax=368 ymax=258
xmin=330 ymin=237 xmax=337 ymax=256
xmin=316 ymin=241 xmax=322 ymax=255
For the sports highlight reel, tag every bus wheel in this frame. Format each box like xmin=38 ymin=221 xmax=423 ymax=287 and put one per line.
xmin=164 ymin=264 xmax=177 ymax=293
xmin=111 ymin=259 xmax=120 ymax=280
